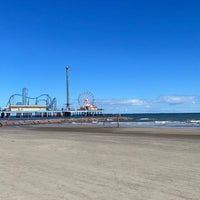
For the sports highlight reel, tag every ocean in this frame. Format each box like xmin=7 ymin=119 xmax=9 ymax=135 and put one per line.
xmin=58 ymin=113 xmax=200 ymax=128
xmin=1 ymin=112 xmax=200 ymax=128
xmin=119 ymin=113 xmax=200 ymax=128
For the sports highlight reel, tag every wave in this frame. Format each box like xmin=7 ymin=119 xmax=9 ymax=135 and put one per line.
xmin=112 ymin=120 xmax=200 ymax=128
xmin=139 ymin=118 xmax=150 ymax=121
xmin=189 ymin=120 xmax=200 ymax=124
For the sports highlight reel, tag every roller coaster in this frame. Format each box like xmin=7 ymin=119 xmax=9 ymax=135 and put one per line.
xmin=6 ymin=88 xmax=57 ymax=111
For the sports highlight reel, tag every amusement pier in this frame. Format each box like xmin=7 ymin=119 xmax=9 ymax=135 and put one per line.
xmin=0 ymin=66 xmax=103 ymax=119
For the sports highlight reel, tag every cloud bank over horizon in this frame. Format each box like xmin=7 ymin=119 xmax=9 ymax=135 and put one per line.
xmin=156 ymin=95 xmax=199 ymax=105
xmin=96 ymin=95 xmax=200 ymax=113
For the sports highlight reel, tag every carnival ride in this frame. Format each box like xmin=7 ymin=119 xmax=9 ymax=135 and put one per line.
xmin=78 ymin=91 xmax=99 ymax=110
xmin=6 ymin=88 xmax=57 ymax=111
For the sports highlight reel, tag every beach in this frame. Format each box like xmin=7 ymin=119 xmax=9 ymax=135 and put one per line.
xmin=0 ymin=126 xmax=200 ymax=200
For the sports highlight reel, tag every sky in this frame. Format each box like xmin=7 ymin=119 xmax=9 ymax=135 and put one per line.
xmin=0 ymin=0 xmax=200 ymax=113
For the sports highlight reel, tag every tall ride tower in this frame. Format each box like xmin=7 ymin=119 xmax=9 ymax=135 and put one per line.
xmin=66 ymin=65 xmax=70 ymax=110
xmin=22 ymin=88 xmax=28 ymax=105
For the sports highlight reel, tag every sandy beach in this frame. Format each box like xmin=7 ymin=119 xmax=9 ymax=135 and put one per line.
xmin=0 ymin=126 xmax=200 ymax=200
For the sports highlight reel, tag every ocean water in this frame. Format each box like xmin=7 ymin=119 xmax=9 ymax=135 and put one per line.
xmin=119 ymin=113 xmax=200 ymax=128
xmin=53 ymin=113 xmax=200 ymax=128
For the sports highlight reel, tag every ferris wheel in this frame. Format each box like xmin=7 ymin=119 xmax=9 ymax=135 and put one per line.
xmin=78 ymin=91 xmax=95 ymax=108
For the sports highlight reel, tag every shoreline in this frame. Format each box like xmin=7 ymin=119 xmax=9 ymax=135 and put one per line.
xmin=1 ymin=125 xmax=200 ymax=139
xmin=29 ymin=126 xmax=200 ymax=138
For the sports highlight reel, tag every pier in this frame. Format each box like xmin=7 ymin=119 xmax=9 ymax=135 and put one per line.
xmin=0 ymin=109 xmax=103 ymax=119
xmin=0 ymin=66 xmax=104 ymax=120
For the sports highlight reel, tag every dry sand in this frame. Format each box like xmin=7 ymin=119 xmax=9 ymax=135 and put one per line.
xmin=0 ymin=126 xmax=200 ymax=200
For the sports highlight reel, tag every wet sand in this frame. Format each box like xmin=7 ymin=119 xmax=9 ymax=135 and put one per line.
xmin=0 ymin=126 xmax=200 ymax=200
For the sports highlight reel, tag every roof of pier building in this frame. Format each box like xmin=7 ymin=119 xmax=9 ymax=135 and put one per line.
xmin=9 ymin=105 xmax=47 ymax=112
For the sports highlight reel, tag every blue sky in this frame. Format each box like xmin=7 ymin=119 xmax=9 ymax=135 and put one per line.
xmin=0 ymin=0 xmax=200 ymax=113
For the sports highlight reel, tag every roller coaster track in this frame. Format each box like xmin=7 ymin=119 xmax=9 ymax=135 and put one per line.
xmin=6 ymin=94 xmax=57 ymax=110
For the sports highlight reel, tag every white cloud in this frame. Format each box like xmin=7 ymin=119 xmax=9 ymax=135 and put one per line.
xmin=156 ymin=95 xmax=199 ymax=105
xmin=95 ymin=95 xmax=200 ymax=113
xmin=96 ymin=98 xmax=147 ymax=106
xmin=97 ymin=95 xmax=200 ymax=106
xmin=95 ymin=98 xmax=150 ymax=113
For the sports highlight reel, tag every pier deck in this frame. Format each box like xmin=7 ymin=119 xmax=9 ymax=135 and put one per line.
xmin=0 ymin=109 xmax=103 ymax=119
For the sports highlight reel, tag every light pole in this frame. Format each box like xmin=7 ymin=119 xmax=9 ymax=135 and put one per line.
xmin=66 ymin=65 xmax=70 ymax=110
